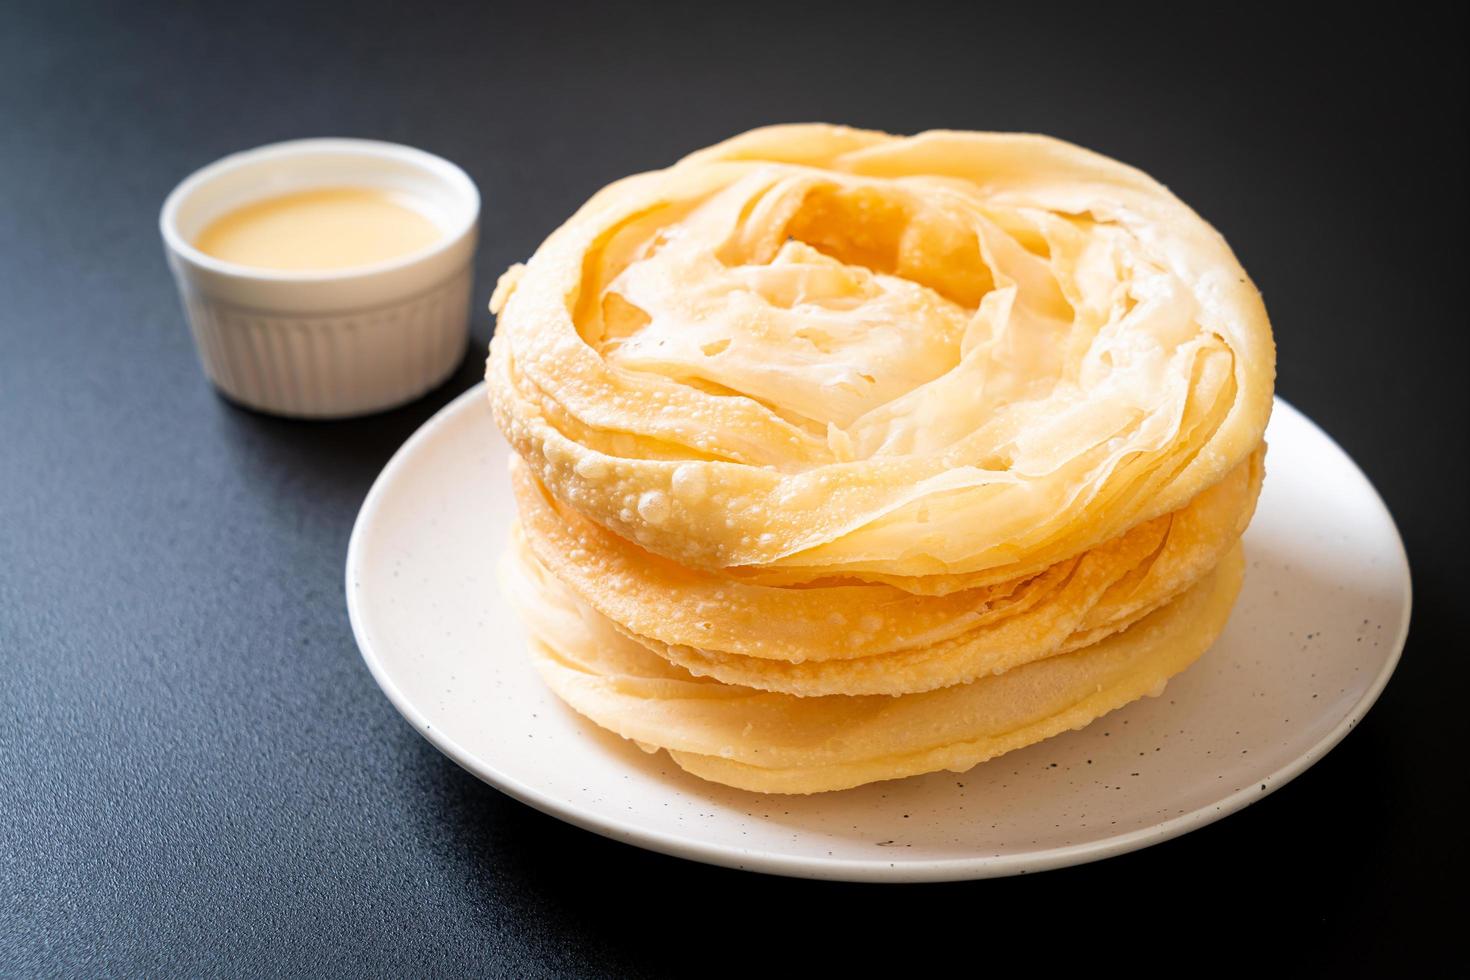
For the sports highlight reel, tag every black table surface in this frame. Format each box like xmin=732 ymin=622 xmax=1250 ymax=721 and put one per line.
xmin=3 ymin=2 xmax=1464 ymax=972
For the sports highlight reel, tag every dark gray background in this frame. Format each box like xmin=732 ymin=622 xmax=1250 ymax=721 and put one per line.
xmin=2 ymin=1 xmax=1464 ymax=973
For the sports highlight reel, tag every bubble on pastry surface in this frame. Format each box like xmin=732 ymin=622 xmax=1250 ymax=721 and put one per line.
xmin=636 ymin=490 xmax=671 ymax=526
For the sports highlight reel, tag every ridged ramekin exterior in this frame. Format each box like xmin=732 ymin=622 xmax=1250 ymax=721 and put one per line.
xmin=181 ymin=265 xmax=472 ymax=418
xmin=160 ymin=139 xmax=480 ymax=419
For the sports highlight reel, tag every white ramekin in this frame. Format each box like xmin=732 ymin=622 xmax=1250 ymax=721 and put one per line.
xmin=160 ymin=138 xmax=479 ymax=418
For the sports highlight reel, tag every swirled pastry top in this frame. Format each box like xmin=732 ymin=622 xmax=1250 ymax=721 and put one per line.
xmin=488 ymin=124 xmax=1275 ymax=577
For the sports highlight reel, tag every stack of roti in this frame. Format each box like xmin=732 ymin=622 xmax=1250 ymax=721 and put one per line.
xmin=487 ymin=124 xmax=1275 ymax=793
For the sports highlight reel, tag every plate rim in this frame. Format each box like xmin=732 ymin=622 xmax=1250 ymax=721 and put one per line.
xmin=345 ymin=384 xmax=1412 ymax=883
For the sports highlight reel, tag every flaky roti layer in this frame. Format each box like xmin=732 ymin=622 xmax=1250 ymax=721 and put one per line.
xmin=507 ymin=541 xmax=1244 ymax=794
xmin=488 ymin=124 xmax=1275 ymax=580
xmin=512 ymin=448 xmax=1261 ymax=695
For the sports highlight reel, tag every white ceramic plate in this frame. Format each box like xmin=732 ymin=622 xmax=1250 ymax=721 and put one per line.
xmin=347 ymin=385 xmax=1410 ymax=882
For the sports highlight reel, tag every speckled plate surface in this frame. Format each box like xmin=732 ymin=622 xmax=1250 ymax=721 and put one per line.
xmin=346 ymin=385 xmax=1410 ymax=882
